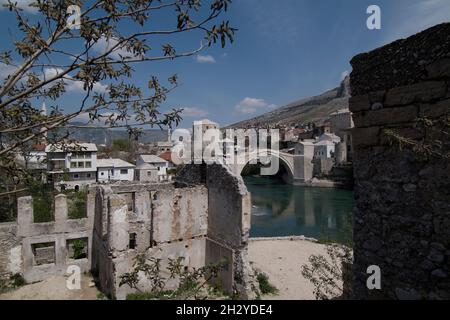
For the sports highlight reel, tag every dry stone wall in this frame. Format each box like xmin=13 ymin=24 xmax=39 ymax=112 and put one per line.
xmin=350 ymin=23 xmax=450 ymax=300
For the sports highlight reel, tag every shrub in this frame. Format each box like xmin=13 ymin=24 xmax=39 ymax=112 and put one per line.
xmin=256 ymin=271 xmax=278 ymax=295
xmin=10 ymin=274 xmax=26 ymax=288
xmin=301 ymin=244 xmax=352 ymax=300
xmin=70 ymin=239 xmax=87 ymax=260
xmin=67 ymin=189 xmax=87 ymax=219
xmin=120 ymin=255 xmax=228 ymax=300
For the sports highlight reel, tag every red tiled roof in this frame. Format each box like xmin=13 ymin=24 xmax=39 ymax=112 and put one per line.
xmin=159 ymin=151 xmax=173 ymax=162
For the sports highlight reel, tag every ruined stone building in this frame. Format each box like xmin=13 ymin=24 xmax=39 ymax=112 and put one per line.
xmin=350 ymin=23 xmax=450 ymax=299
xmin=0 ymin=164 xmax=255 ymax=299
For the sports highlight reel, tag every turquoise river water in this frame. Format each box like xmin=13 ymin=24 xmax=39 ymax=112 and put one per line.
xmin=244 ymin=176 xmax=355 ymax=243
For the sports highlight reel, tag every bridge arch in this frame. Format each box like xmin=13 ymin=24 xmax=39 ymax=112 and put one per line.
xmin=237 ymin=150 xmax=295 ymax=183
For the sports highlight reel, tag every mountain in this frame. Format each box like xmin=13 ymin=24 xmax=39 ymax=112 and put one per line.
xmin=227 ymin=76 xmax=350 ymax=128
xmin=56 ymin=124 xmax=168 ymax=144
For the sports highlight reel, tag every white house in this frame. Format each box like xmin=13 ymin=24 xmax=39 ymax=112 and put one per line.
xmin=46 ymin=143 xmax=98 ymax=191
xmin=136 ymin=155 xmax=170 ymax=182
xmin=318 ymin=133 xmax=341 ymax=144
xmin=136 ymin=163 xmax=159 ymax=183
xmin=97 ymin=158 xmax=135 ymax=182
xmin=314 ymin=140 xmax=336 ymax=159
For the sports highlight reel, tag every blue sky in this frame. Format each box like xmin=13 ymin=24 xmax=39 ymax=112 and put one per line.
xmin=1 ymin=0 xmax=450 ymax=129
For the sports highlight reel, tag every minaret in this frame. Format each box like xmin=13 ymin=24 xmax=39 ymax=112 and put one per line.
xmin=167 ymin=127 xmax=172 ymax=142
xmin=40 ymin=101 xmax=48 ymax=141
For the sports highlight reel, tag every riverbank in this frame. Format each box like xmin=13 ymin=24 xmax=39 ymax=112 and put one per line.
xmin=248 ymin=237 xmax=328 ymax=300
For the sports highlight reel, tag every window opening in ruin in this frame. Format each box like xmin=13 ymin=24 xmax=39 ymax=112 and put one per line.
xmin=120 ymin=192 xmax=136 ymax=212
xmin=129 ymin=233 xmax=137 ymax=249
xmin=31 ymin=242 xmax=56 ymax=266
xmin=67 ymin=238 xmax=88 ymax=260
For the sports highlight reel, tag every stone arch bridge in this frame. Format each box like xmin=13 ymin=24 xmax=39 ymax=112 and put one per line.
xmin=227 ymin=149 xmax=313 ymax=185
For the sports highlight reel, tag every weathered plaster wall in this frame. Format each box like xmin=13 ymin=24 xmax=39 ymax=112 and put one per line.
xmin=96 ymin=165 xmax=255 ymax=299
xmin=350 ymin=23 xmax=450 ymax=300
xmin=16 ymin=193 xmax=94 ymax=283
xmin=93 ymin=182 xmax=210 ymax=299
xmin=205 ymin=164 xmax=255 ymax=299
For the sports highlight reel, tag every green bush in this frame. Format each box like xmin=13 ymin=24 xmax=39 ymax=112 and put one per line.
xmin=256 ymin=272 xmax=278 ymax=295
xmin=70 ymin=239 xmax=87 ymax=260
xmin=111 ymin=139 xmax=131 ymax=152
xmin=120 ymin=255 xmax=228 ymax=300
xmin=10 ymin=274 xmax=26 ymax=288
xmin=67 ymin=190 xmax=87 ymax=219
xmin=30 ymin=183 xmax=54 ymax=223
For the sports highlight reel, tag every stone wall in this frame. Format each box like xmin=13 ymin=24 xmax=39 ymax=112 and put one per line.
xmin=17 ymin=193 xmax=94 ymax=283
xmin=0 ymin=192 xmax=95 ymax=284
xmin=350 ymin=23 xmax=450 ymax=300
xmin=205 ymin=164 xmax=255 ymax=298
xmin=92 ymin=183 xmax=209 ymax=299
xmin=92 ymin=165 xmax=254 ymax=299
xmin=0 ymin=222 xmax=21 ymax=282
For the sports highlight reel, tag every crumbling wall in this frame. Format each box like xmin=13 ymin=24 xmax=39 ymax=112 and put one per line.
xmin=95 ymin=164 xmax=255 ymax=299
xmin=15 ymin=193 xmax=94 ymax=283
xmin=350 ymin=23 xmax=450 ymax=299
xmin=0 ymin=222 xmax=21 ymax=282
xmin=205 ymin=164 xmax=255 ymax=299
xmin=93 ymin=183 xmax=209 ymax=300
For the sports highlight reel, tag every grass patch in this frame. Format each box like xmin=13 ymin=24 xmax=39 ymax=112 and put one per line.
xmin=67 ymin=189 xmax=87 ymax=219
xmin=256 ymin=271 xmax=278 ymax=295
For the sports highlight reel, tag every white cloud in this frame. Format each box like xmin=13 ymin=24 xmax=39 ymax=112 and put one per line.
xmin=341 ymin=70 xmax=350 ymax=81
xmin=195 ymin=54 xmax=216 ymax=64
xmin=91 ymin=36 xmax=142 ymax=60
xmin=0 ymin=0 xmax=38 ymax=13
xmin=43 ymin=67 xmax=108 ymax=94
xmin=0 ymin=64 xmax=108 ymax=95
xmin=234 ymin=97 xmax=276 ymax=115
xmin=181 ymin=107 xmax=209 ymax=118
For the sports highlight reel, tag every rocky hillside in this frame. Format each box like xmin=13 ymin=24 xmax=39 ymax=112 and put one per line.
xmin=55 ymin=124 xmax=168 ymax=144
xmin=227 ymin=76 xmax=350 ymax=128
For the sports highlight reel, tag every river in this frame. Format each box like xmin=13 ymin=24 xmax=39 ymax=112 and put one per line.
xmin=244 ymin=176 xmax=355 ymax=243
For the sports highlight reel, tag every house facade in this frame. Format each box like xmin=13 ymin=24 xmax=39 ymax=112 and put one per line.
xmin=45 ymin=143 xmax=98 ymax=191
xmin=97 ymin=159 xmax=135 ymax=182
xmin=136 ymin=155 xmax=170 ymax=182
